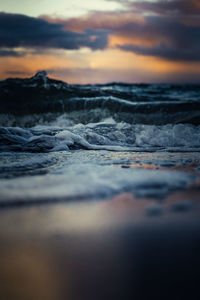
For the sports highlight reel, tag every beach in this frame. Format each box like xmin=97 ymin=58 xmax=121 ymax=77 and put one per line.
xmin=1 ymin=0 xmax=200 ymax=298
xmin=1 ymin=77 xmax=200 ymax=299
xmin=0 ymin=150 xmax=200 ymax=300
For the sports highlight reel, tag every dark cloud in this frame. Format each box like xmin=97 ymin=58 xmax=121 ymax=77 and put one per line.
xmin=114 ymin=15 xmax=200 ymax=45
xmin=116 ymin=15 xmax=200 ymax=61
xmin=129 ymin=0 xmax=200 ymax=16
xmin=0 ymin=12 xmax=109 ymax=54
xmin=0 ymin=49 xmax=25 ymax=57
xmin=118 ymin=43 xmax=200 ymax=62
xmin=107 ymin=0 xmax=200 ymax=16
xmin=1 ymin=0 xmax=200 ymax=62
xmin=52 ymin=0 xmax=200 ymax=62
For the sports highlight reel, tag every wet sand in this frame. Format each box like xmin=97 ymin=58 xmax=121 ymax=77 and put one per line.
xmin=0 ymin=154 xmax=200 ymax=300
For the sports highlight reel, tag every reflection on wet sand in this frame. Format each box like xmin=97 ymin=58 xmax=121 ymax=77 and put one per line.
xmin=0 ymin=244 xmax=62 ymax=300
xmin=0 ymin=152 xmax=200 ymax=300
xmin=0 ymin=190 xmax=200 ymax=300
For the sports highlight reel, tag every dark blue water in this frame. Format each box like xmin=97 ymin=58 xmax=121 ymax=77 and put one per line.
xmin=1 ymin=73 xmax=200 ymax=300
xmin=0 ymin=73 xmax=200 ymax=206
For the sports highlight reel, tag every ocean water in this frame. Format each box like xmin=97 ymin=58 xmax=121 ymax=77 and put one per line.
xmin=0 ymin=80 xmax=200 ymax=205
xmin=1 ymin=78 xmax=200 ymax=300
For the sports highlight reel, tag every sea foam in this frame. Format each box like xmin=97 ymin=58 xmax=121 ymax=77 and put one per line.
xmin=1 ymin=119 xmax=200 ymax=152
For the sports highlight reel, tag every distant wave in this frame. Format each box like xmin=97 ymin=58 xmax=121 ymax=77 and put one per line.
xmin=1 ymin=73 xmax=200 ymax=152
xmin=0 ymin=73 xmax=199 ymax=207
xmin=1 ymin=72 xmax=200 ymax=125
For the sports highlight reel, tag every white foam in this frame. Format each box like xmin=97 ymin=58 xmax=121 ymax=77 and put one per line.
xmin=1 ymin=120 xmax=200 ymax=152
xmin=135 ymin=124 xmax=200 ymax=148
xmin=0 ymin=163 xmax=194 ymax=204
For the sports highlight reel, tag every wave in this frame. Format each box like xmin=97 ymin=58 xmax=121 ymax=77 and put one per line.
xmin=1 ymin=72 xmax=200 ymax=125
xmin=1 ymin=104 xmax=200 ymax=127
xmin=1 ymin=118 xmax=200 ymax=152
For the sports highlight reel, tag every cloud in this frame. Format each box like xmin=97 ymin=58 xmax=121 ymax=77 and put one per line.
xmin=0 ymin=49 xmax=25 ymax=57
xmin=46 ymin=0 xmax=200 ymax=62
xmin=106 ymin=0 xmax=200 ymax=16
xmin=115 ymin=14 xmax=200 ymax=61
xmin=128 ymin=0 xmax=200 ymax=16
xmin=0 ymin=12 xmax=109 ymax=54
xmin=1 ymin=0 xmax=200 ymax=63
xmin=118 ymin=43 xmax=200 ymax=62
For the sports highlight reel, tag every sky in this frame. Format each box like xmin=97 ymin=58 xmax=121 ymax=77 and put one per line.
xmin=0 ymin=0 xmax=200 ymax=83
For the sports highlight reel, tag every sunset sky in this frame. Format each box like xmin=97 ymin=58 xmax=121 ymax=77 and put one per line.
xmin=0 ymin=0 xmax=200 ymax=83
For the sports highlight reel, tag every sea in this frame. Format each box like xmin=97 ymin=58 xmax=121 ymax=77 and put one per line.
xmin=0 ymin=74 xmax=200 ymax=299
xmin=1 ymin=78 xmax=200 ymax=205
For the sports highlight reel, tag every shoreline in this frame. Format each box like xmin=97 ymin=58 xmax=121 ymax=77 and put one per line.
xmin=0 ymin=151 xmax=200 ymax=299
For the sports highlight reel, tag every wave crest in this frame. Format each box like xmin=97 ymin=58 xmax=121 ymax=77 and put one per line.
xmin=1 ymin=118 xmax=200 ymax=152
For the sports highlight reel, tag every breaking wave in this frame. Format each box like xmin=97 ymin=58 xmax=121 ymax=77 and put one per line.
xmin=1 ymin=117 xmax=200 ymax=152
xmin=1 ymin=77 xmax=200 ymax=152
